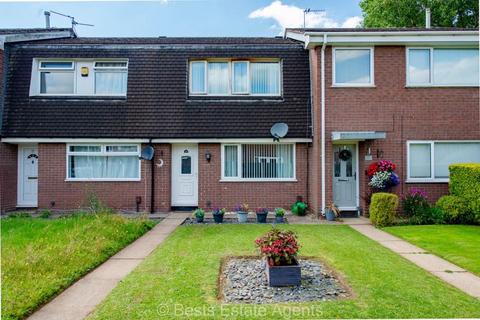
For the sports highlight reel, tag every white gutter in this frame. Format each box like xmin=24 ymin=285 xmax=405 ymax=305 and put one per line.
xmin=321 ymin=33 xmax=327 ymax=214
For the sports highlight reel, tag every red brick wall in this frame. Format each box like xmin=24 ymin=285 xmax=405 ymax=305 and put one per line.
xmin=198 ymin=143 xmax=308 ymax=210
xmin=37 ymin=143 xmax=171 ymax=212
xmin=310 ymin=46 xmax=480 ymax=213
xmin=0 ymin=143 xmax=17 ymax=213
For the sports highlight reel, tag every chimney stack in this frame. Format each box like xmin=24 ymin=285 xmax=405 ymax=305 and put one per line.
xmin=425 ymin=8 xmax=431 ymax=28
xmin=44 ymin=11 xmax=51 ymax=28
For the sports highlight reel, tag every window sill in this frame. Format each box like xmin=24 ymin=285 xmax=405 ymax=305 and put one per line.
xmin=220 ymin=179 xmax=297 ymax=183
xmin=405 ymin=85 xmax=479 ymax=88
xmin=30 ymin=95 xmax=127 ymax=100
xmin=187 ymin=96 xmax=283 ymax=102
xmin=405 ymin=179 xmax=449 ymax=184
xmin=65 ymin=178 xmax=141 ymax=182
xmin=331 ymin=84 xmax=376 ymax=88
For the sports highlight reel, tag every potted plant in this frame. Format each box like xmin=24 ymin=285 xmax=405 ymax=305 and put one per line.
xmin=291 ymin=200 xmax=307 ymax=216
xmin=235 ymin=203 xmax=249 ymax=223
xmin=324 ymin=203 xmax=340 ymax=221
xmin=255 ymin=228 xmax=301 ymax=286
xmin=212 ymin=207 xmax=226 ymax=223
xmin=255 ymin=207 xmax=268 ymax=223
xmin=193 ymin=208 xmax=205 ymax=223
xmin=274 ymin=208 xmax=286 ymax=223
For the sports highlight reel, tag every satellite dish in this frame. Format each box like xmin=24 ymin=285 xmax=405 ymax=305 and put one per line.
xmin=140 ymin=146 xmax=154 ymax=161
xmin=270 ymin=123 xmax=289 ymax=141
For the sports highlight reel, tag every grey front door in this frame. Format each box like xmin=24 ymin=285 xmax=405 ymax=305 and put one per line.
xmin=333 ymin=144 xmax=357 ymax=208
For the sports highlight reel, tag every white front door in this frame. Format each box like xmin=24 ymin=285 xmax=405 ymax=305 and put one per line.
xmin=18 ymin=145 xmax=39 ymax=207
xmin=333 ymin=144 xmax=357 ymax=209
xmin=171 ymin=144 xmax=198 ymax=207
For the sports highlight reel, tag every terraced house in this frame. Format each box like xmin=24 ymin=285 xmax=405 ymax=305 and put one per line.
xmin=0 ymin=27 xmax=479 ymax=215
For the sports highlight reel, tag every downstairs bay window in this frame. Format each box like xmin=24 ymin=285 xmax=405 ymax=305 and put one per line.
xmin=407 ymin=141 xmax=480 ymax=182
xmin=67 ymin=144 xmax=140 ymax=181
xmin=222 ymin=144 xmax=295 ymax=181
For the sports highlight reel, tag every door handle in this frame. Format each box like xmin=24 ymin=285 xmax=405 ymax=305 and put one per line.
xmin=28 ymin=177 xmax=38 ymax=180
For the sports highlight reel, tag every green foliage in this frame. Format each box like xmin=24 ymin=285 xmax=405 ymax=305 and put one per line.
xmin=274 ymin=207 xmax=286 ymax=217
xmin=369 ymin=192 xmax=399 ymax=227
xmin=291 ymin=201 xmax=307 ymax=216
xmin=436 ymin=195 xmax=473 ymax=224
xmin=39 ymin=210 xmax=52 ymax=219
xmin=1 ymin=214 xmax=154 ymax=320
xmin=193 ymin=208 xmax=205 ymax=218
xmin=449 ymin=163 xmax=480 ymax=223
xmin=360 ymin=0 xmax=479 ymax=28
xmin=9 ymin=211 xmax=31 ymax=218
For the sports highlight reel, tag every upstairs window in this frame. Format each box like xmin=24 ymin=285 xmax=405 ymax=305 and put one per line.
xmin=33 ymin=60 xmax=128 ymax=96
xmin=39 ymin=61 xmax=75 ymax=94
xmin=94 ymin=62 xmax=128 ymax=95
xmin=333 ymin=48 xmax=374 ymax=86
xmin=407 ymin=48 xmax=479 ymax=86
xmin=190 ymin=60 xmax=281 ymax=96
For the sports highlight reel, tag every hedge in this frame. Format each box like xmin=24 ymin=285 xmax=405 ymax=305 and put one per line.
xmin=436 ymin=195 xmax=472 ymax=224
xmin=369 ymin=192 xmax=399 ymax=227
xmin=448 ymin=163 xmax=480 ymax=223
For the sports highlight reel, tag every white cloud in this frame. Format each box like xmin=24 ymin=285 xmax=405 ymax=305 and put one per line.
xmin=249 ymin=1 xmax=362 ymax=30
xmin=341 ymin=16 xmax=363 ymax=28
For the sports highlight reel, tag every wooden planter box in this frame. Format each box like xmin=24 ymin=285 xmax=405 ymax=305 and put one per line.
xmin=265 ymin=257 xmax=301 ymax=287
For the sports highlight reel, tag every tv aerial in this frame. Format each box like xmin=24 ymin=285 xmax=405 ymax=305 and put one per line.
xmin=44 ymin=10 xmax=94 ymax=30
xmin=303 ymin=8 xmax=326 ymax=28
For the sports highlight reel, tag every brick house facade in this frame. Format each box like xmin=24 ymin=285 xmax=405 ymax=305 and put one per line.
xmin=0 ymin=28 xmax=478 ymax=214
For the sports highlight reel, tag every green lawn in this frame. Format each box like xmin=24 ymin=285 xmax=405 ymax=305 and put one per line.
xmin=384 ymin=225 xmax=480 ymax=276
xmin=1 ymin=213 xmax=155 ymax=320
xmin=89 ymin=225 xmax=480 ymax=319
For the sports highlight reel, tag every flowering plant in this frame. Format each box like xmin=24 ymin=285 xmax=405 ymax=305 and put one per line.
xmin=255 ymin=207 xmax=269 ymax=214
xmin=402 ymin=188 xmax=429 ymax=218
xmin=367 ymin=160 xmax=399 ymax=190
xmin=212 ymin=207 xmax=225 ymax=215
xmin=234 ymin=203 xmax=249 ymax=213
xmin=255 ymin=228 xmax=300 ymax=266
xmin=274 ymin=207 xmax=286 ymax=217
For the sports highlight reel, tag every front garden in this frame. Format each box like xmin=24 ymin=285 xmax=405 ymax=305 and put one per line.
xmin=1 ymin=212 xmax=155 ymax=320
xmin=88 ymin=225 xmax=480 ymax=319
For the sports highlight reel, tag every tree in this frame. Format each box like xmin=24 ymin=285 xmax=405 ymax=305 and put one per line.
xmin=360 ymin=0 xmax=479 ymax=28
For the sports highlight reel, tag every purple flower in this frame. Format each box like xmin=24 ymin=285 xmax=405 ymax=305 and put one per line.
xmin=388 ymin=173 xmax=400 ymax=187
xmin=408 ymin=188 xmax=428 ymax=199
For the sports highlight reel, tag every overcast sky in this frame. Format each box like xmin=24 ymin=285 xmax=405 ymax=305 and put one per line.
xmin=0 ymin=0 xmax=363 ymax=37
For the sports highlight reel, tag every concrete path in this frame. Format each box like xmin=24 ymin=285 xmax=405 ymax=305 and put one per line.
xmin=28 ymin=212 xmax=189 ymax=320
xmin=347 ymin=220 xmax=480 ymax=299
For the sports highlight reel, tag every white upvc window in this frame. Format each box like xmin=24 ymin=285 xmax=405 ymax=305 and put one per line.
xmin=333 ymin=47 xmax=374 ymax=86
xmin=189 ymin=60 xmax=281 ymax=96
xmin=221 ymin=143 xmax=295 ymax=181
xmin=94 ymin=61 xmax=128 ymax=95
xmin=66 ymin=144 xmax=140 ymax=181
xmin=33 ymin=59 xmax=128 ymax=96
xmin=39 ymin=61 xmax=75 ymax=94
xmin=407 ymin=141 xmax=480 ymax=182
xmin=406 ymin=48 xmax=479 ymax=86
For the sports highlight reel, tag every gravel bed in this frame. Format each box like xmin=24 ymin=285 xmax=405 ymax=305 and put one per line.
xmin=220 ymin=257 xmax=349 ymax=304
xmin=182 ymin=217 xmax=288 ymax=225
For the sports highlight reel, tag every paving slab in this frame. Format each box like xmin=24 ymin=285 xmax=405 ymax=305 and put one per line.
xmin=28 ymin=212 xmax=186 ymax=320
xmin=400 ymin=253 xmax=466 ymax=272
xmin=432 ymin=271 xmax=480 ymax=298
xmin=379 ymin=240 xmax=427 ymax=254
xmin=349 ymin=224 xmax=400 ymax=241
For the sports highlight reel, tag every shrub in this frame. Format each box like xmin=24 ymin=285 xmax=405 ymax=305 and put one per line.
xmin=291 ymin=201 xmax=307 ymax=216
xmin=274 ymin=208 xmax=286 ymax=217
xmin=255 ymin=228 xmax=300 ymax=266
xmin=193 ymin=208 xmax=205 ymax=218
xmin=369 ymin=193 xmax=399 ymax=227
xmin=436 ymin=195 xmax=473 ymax=224
xmin=402 ymin=188 xmax=429 ymax=217
xmin=39 ymin=210 xmax=52 ymax=219
xmin=449 ymin=163 xmax=480 ymax=223
xmin=9 ymin=212 xmax=31 ymax=218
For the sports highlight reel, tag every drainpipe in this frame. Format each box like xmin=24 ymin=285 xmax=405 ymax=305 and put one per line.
xmin=149 ymin=139 xmax=155 ymax=214
xmin=321 ymin=34 xmax=327 ymax=215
